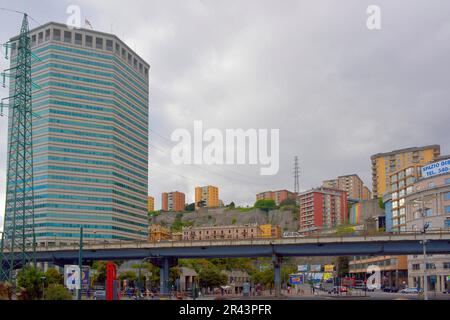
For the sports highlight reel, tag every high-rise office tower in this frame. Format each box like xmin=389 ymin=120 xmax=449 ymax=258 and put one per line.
xmin=7 ymin=22 xmax=149 ymax=245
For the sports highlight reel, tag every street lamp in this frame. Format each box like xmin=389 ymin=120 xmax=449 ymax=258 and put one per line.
xmin=41 ymin=276 xmax=46 ymax=300
xmin=138 ymin=257 xmax=152 ymax=298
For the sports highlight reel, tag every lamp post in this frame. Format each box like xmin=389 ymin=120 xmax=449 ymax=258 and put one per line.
xmin=138 ymin=257 xmax=152 ymax=298
xmin=41 ymin=276 xmax=46 ymax=300
xmin=78 ymin=227 xmax=83 ymax=300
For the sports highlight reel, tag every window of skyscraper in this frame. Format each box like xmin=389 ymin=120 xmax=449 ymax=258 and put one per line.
xmin=53 ymin=29 xmax=61 ymax=41
xmin=74 ymin=33 xmax=82 ymax=45
xmin=96 ymin=37 xmax=103 ymax=49
xmin=106 ymin=39 xmax=113 ymax=51
xmin=64 ymin=31 xmax=72 ymax=43
xmin=45 ymin=29 xmax=50 ymax=41
xmin=85 ymin=35 xmax=93 ymax=47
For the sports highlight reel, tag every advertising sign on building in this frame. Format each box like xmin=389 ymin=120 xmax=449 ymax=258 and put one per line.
xmin=297 ymin=265 xmax=308 ymax=272
xmin=81 ymin=266 xmax=90 ymax=290
xmin=289 ymin=274 xmax=304 ymax=285
xmin=324 ymin=264 xmax=334 ymax=272
xmin=310 ymin=265 xmax=322 ymax=272
xmin=421 ymin=159 xmax=450 ymax=178
xmin=64 ymin=265 xmax=81 ymax=290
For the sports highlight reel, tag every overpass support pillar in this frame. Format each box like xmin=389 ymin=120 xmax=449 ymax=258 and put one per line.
xmin=272 ymin=254 xmax=282 ymax=298
xmin=160 ymin=258 xmax=170 ymax=295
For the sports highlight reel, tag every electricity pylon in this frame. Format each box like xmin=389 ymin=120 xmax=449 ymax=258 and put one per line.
xmin=0 ymin=14 xmax=37 ymax=282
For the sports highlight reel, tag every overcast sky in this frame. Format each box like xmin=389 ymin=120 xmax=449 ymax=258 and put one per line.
xmin=0 ymin=0 xmax=449 ymax=222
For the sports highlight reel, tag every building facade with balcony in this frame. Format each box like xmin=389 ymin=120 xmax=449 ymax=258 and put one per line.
xmin=405 ymin=165 xmax=450 ymax=292
xmin=162 ymin=191 xmax=185 ymax=212
xmin=256 ymin=190 xmax=297 ymax=205
xmin=298 ymin=187 xmax=347 ymax=235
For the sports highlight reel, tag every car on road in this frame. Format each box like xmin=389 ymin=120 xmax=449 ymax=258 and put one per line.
xmin=400 ymin=287 xmax=421 ymax=294
xmin=382 ymin=286 xmax=399 ymax=293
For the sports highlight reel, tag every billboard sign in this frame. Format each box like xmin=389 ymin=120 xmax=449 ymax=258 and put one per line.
xmin=310 ymin=265 xmax=321 ymax=272
xmin=421 ymin=159 xmax=450 ymax=178
xmin=81 ymin=266 xmax=90 ymax=290
xmin=64 ymin=265 xmax=81 ymax=290
xmin=289 ymin=274 xmax=304 ymax=285
xmin=324 ymin=264 xmax=334 ymax=272
xmin=297 ymin=265 xmax=308 ymax=272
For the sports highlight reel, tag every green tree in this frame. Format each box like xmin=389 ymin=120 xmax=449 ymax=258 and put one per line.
xmin=254 ymin=199 xmax=277 ymax=212
xmin=378 ymin=197 xmax=385 ymax=210
xmin=44 ymin=284 xmax=72 ymax=300
xmin=185 ymin=203 xmax=195 ymax=211
xmin=198 ymin=267 xmax=227 ymax=288
xmin=119 ymin=271 xmax=137 ymax=283
xmin=44 ymin=268 xmax=63 ymax=286
xmin=227 ymin=202 xmax=235 ymax=209
xmin=17 ymin=266 xmax=45 ymax=300
xmin=336 ymin=256 xmax=350 ymax=277
xmin=92 ymin=261 xmax=108 ymax=284
xmin=279 ymin=198 xmax=297 ymax=207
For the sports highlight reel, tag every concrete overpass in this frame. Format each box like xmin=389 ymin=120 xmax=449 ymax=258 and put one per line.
xmin=3 ymin=232 xmax=450 ymax=296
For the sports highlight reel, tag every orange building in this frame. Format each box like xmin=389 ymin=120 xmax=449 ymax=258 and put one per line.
xmin=162 ymin=191 xmax=185 ymax=212
xmin=256 ymin=190 xmax=296 ymax=205
xmin=195 ymin=185 xmax=219 ymax=209
xmin=148 ymin=224 xmax=171 ymax=242
xmin=147 ymin=196 xmax=154 ymax=212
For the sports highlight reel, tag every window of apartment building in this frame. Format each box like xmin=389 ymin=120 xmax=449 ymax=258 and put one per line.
xmin=145 ymin=67 xmax=148 ymax=77
xmin=400 ymin=216 xmax=406 ymax=224
xmin=446 ymin=178 xmax=450 ymax=185
xmin=392 ymin=201 xmax=398 ymax=209
xmin=406 ymin=167 xmax=414 ymax=176
xmin=446 ymin=206 xmax=450 ymax=214
xmin=115 ymin=43 xmax=120 ymax=54
xmin=392 ymin=192 xmax=398 ymax=200
xmin=64 ymin=31 xmax=72 ymax=43
xmin=406 ymin=186 xmax=414 ymax=194
xmin=444 ymin=262 xmax=450 ymax=269
xmin=121 ymin=48 xmax=126 ymax=59
xmin=399 ymin=208 xmax=406 ymax=216
xmin=133 ymin=58 xmax=138 ymax=68
xmin=425 ymin=208 xmax=433 ymax=217
xmin=74 ymin=33 xmax=82 ymax=45
xmin=45 ymin=29 xmax=50 ymax=41
xmin=400 ymin=226 xmax=406 ymax=232
xmin=53 ymin=29 xmax=61 ymax=41
xmin=38 ymin=32 xmax=43 ymax=44
xmin=127 ymin=53 xmax=132 ymax=64
xmin=445 ymin=192 xmax=450 ymax=201
xmin=445 ymin=219 xmax=450 ymax=228
xmin=139 ymin=63 xmax=143 ymax=73
xmin=85 ymin=35 xmax=93 ymax=47
xmin=412 ymin=264 xmax=420 ymax=270
xmin=96 ymin=37 xmax=103 ymax=49
xmin=428 ymin=182 xmax=435 ymax=188
xmin=392 ymin=209 xmax=398 ymax=218
xmin=391 ymin=183 xmax=398 ymax=191
xmin=399 ymin=198 xmax=405 ymax=207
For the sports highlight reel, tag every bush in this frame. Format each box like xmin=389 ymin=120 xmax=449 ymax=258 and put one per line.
xmin=44 ymin=284 xmax=73 ymax=300
xmin=17 ymin=266 xmax=44 ymax=300
xmin=0 ymin=282 xmax=13 ymax=300
xmin=254 ymin=199 xmax=277 ymax=212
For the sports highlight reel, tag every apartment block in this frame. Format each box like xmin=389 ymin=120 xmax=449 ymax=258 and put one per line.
xmin=181 ymin=224 xmax=280 ymax=241
xmin=147 ymin=196 xmax=154 ymax=212
xmin=371 ymin=145 xmax=440 ymax=199
xmin=256 ymin=189 xmax=296 ymax=205
xmin=195 ymin=185 xmax=219 ymax=209
xmin=322 ymin=174 xmax=369 ymax=200
xmin=298 ymin=187 xmax=348 ymax=235
xmin=162 ymin=191 xmax=185 ymax=212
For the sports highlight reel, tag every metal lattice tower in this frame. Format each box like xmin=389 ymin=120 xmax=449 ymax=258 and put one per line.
xmin=0 ymin=14 xmax=36 ymax=282
xmin=293 ymin=156 xmax=300 ymax=193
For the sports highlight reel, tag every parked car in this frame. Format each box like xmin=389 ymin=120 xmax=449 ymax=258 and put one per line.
xmin=328 ymin=286 xmax=348 ymax=294
xmin=383 ymin=286 xmax=399 ymax=293
xmin=400 ymin=287 xmax=420 ymax=294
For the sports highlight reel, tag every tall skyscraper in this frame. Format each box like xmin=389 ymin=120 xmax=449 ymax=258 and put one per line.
xmin=8 ymin=22 xmax=149 ymax=245
xmin=371 ymin=145 xmax=440 ymax=199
